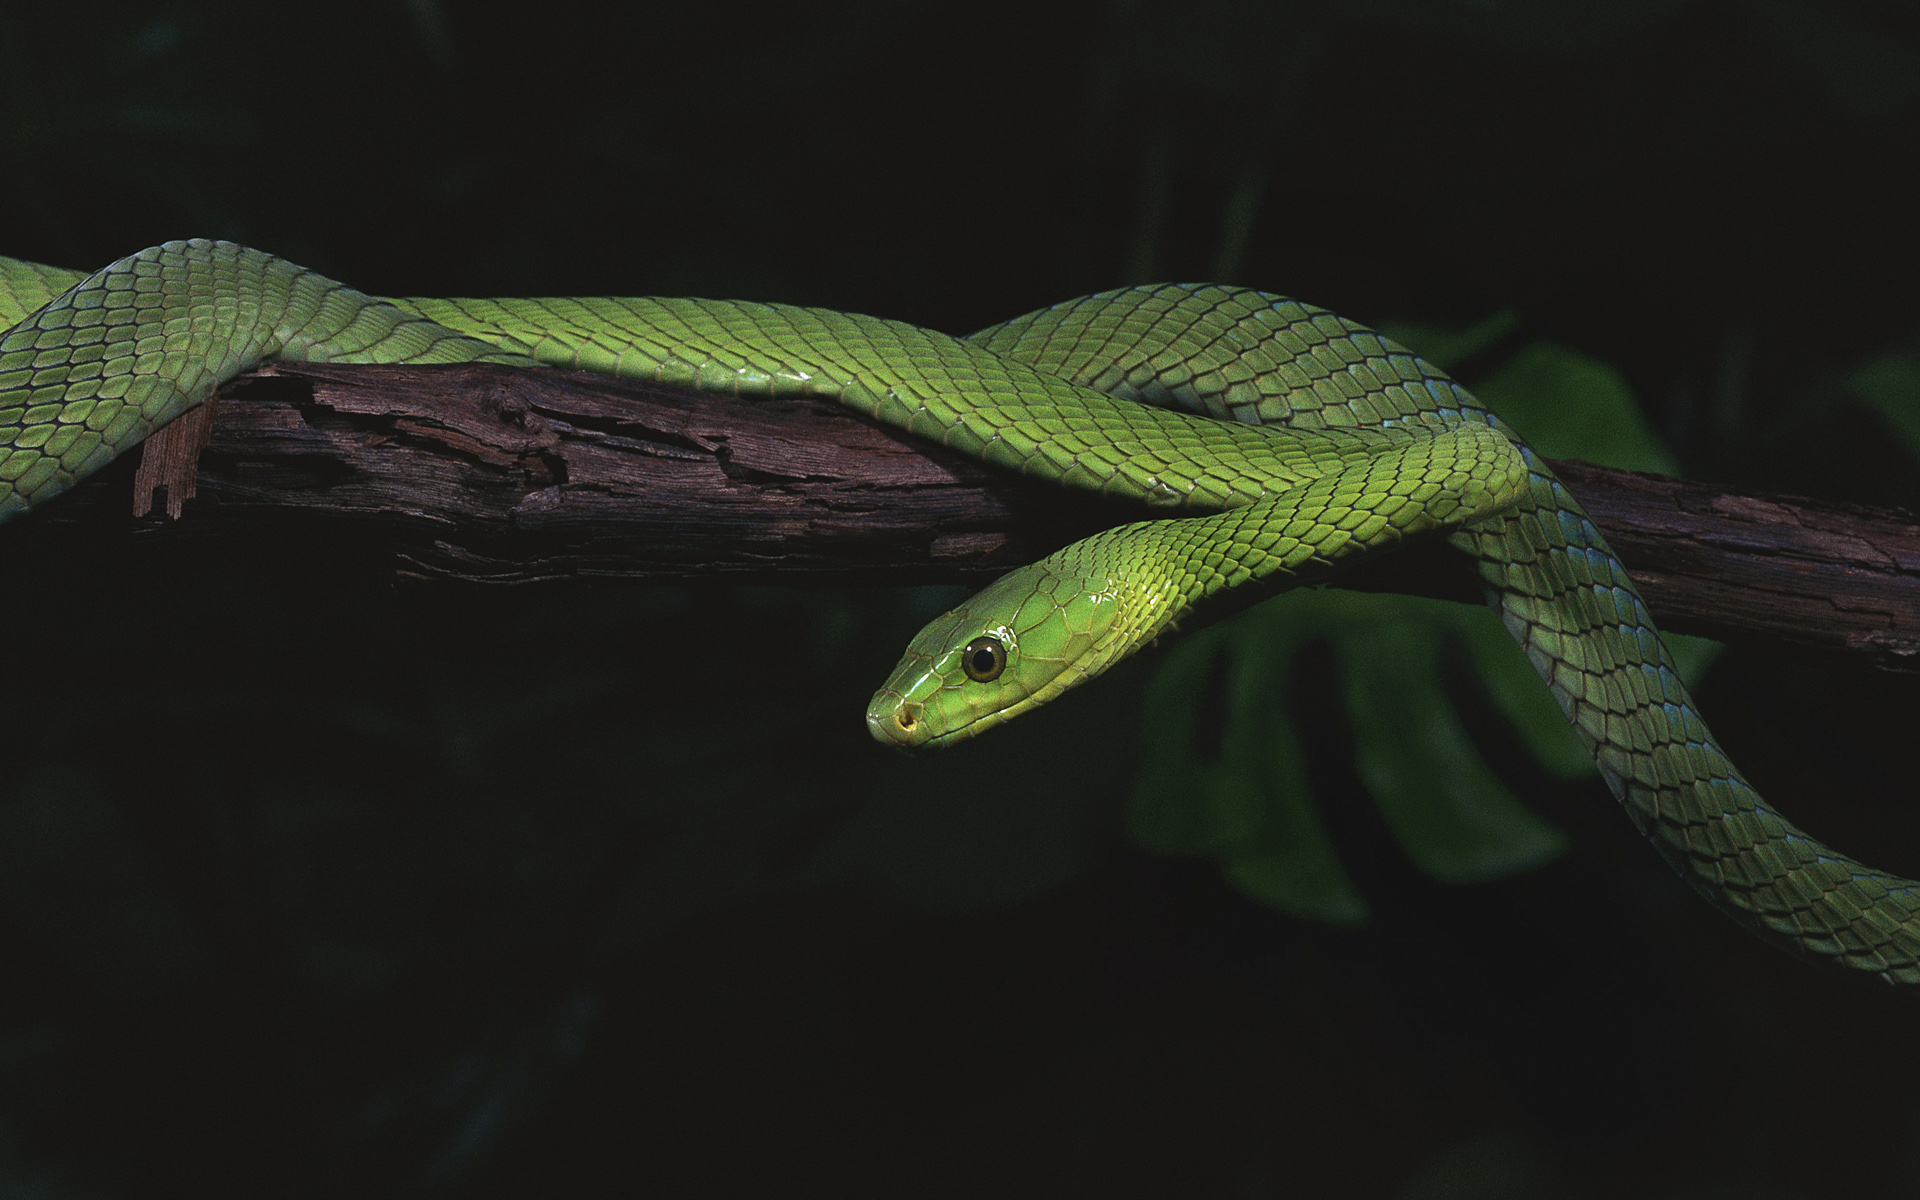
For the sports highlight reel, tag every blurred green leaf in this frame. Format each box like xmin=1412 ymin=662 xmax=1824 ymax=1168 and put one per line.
xmin=1340 ymin=602 xmax=1567 ymax=884
xmin=1130 ymin=607 xmax=1368 ymax=926
xmin=1379 ymin=308 xmax=1518 ymax=370
xmin=1847 ymin=352 xmax=1920 ymax=463
xmin=1384 ymin=318 xmax=1679 ymax=475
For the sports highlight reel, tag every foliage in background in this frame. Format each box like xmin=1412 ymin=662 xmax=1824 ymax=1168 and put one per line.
xmin=5 ymin=0 xmax=1920 ymax=1197
xmin=1131 ymin=312 xmax=1721 ymax=923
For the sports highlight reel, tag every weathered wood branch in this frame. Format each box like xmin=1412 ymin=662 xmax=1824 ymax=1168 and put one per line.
xmin=9 ymin=361 xmax=1918 ymax=670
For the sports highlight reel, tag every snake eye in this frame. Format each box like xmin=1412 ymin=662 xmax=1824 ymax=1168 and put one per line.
xmin=961 ymin=635 xmax=1007 ymax=682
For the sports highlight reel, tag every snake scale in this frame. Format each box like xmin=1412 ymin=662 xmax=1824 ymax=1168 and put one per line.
xmin=3 ymin=239 xmax=1913 ymax=985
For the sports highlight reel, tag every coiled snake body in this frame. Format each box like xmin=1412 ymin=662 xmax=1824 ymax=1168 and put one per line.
xmin=3 ymin=240 xmax=1914 ymax=983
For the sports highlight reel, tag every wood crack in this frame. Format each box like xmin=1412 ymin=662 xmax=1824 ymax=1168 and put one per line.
xmin=13 ymin=361 xmax=1914 ymax=670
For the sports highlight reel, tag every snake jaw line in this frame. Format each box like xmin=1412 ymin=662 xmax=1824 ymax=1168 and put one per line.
xmin=867 ymin=549 xmax=1198 ymax=750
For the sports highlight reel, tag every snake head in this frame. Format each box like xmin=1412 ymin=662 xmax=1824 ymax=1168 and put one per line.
xmin=866 ymin=554 xmax=1178 ymax=749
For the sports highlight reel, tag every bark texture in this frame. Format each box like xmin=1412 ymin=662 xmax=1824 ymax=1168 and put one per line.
xmin=11 ymin=361 xmax=1917 ymax=670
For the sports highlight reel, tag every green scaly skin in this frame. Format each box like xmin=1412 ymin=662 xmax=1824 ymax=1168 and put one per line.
xmin=3 ymin=239 xmax=1916 ymax=984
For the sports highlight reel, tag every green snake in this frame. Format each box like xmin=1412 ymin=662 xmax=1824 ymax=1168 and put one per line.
xmin=3 ymin=239 xmax=1914 ymax=984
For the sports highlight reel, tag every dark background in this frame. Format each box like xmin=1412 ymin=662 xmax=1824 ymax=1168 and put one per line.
xmin=5 ymin=1 xmax=1920 ymax=1196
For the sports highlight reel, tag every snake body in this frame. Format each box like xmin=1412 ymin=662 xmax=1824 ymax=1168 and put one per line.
xmin=4 ymin=239 xmax=1915 ymax=984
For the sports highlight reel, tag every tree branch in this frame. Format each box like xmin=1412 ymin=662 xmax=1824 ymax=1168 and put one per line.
xmin=11 ymin=361 xmax=1918 ymax=670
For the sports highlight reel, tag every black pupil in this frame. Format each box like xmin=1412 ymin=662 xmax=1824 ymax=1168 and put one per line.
xmin=963 ymin=636 xmax=1003 ymax=680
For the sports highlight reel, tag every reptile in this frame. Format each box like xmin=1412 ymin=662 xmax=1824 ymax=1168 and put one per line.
xmin=3 ymin=239 xmax=1914 ymax=984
